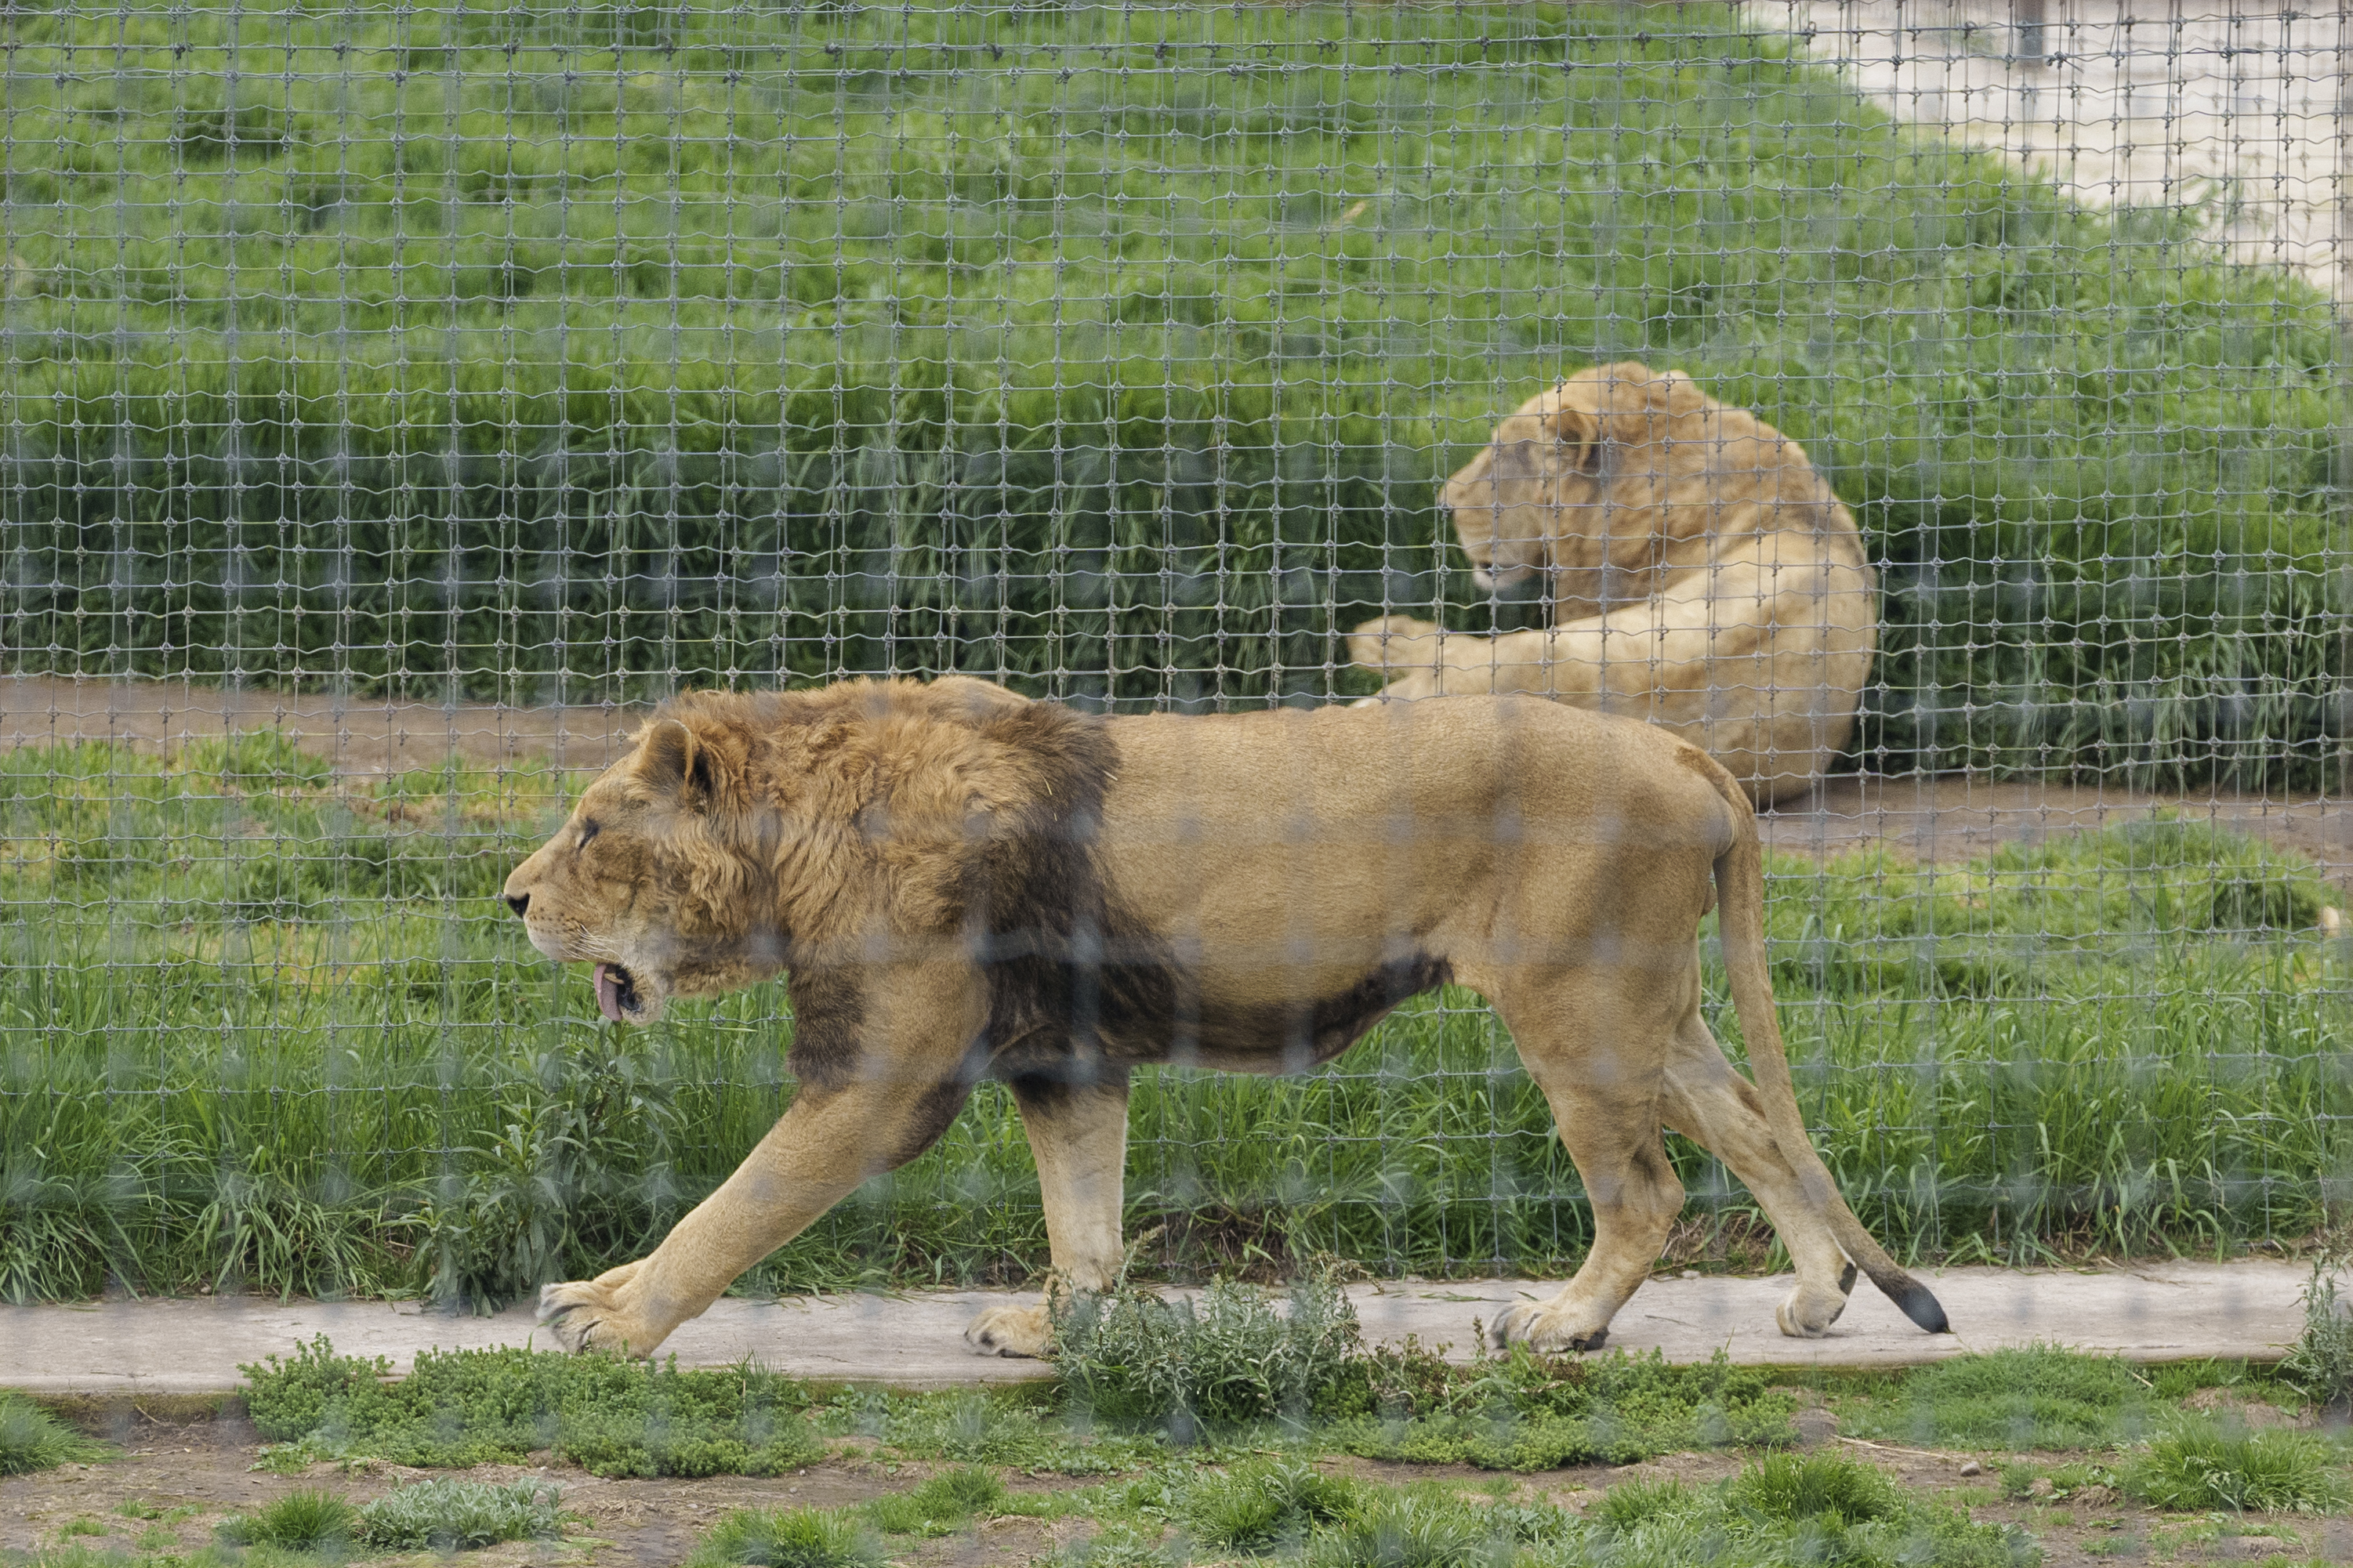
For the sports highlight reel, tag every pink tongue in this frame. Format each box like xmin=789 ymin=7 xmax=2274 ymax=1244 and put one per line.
xmin=593 ymin=963 xmax=625 ymax=1023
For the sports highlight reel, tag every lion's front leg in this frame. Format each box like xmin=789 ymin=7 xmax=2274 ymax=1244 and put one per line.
xmin=1345 ymin=617 xmax=1569 ymax=703
xmin=964 ymin=1074 xmax=1130 ymax=1359
xmin=538 ymin=1078 xmax=965 ymax=1357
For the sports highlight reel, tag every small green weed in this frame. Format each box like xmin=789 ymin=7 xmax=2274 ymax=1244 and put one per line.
xmin=56 ymin=1519 xmax=103 ymax=1539
xmin=0 ymin=1395 xmax=106 ymax=1476
xmin=1183 ymin=1460 xmax=1363 ymax=1555
xmin=687 ymin=1506 xmax=886 ymax=1568
xmin=111 ymin=1502 xmax=158 ymax=1522
xmin=353 ymin=1478 xmax=571 ymax=1551
xmin=217 ymin=1488 xmax=357 ymax=1551
xmin=2121 ymin=1419 xmax=2351 ymax=1514
xmin=1045 ymin=1526 xmax=1177 ymax=1568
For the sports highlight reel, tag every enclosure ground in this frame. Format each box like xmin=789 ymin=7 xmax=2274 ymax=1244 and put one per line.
xmin=5 ymin=675 xmax=2348 ymax=885
xmin=5 ymin=1374 xmax=2348 ymax=1567
xmin=0 ymin=1261 xmax=2308 ymax=1400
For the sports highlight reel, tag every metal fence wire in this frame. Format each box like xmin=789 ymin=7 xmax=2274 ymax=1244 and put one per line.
xmin=0 ymin=0 xmax=2347 ymax=1305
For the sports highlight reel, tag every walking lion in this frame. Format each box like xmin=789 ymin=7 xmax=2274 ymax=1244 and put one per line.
xmin=502 ymin=677 xmax=1946 ymax=1364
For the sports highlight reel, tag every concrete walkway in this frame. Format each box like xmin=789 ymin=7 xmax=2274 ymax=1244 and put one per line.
xmin=0 ymin=1261 xmax=2309 ymax=1398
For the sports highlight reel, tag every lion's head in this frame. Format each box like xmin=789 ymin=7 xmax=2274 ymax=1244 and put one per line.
xmin=1440 ymin=361 xmax=1827 ymax=604
xmin=502 ymin=677 xmax=1108 ymax=1027
xmin=502 ymin=704 xmax=788 ymax=1025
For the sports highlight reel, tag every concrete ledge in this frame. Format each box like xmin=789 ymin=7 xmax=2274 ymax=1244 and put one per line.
xmin=0 ymin=1260 xmax=2308 ymax=1398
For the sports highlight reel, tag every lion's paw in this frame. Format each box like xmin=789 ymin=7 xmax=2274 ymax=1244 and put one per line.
xmin=1773 ymin=1275 xmax=1854 ymax=1340
xmin=1346 ymin=614 xmax=1442 ymax=673
xmin=964 ymin=1304 xmax=1053 ymax=1360
xmin=1486 ymin=1298 xmax=1612 ymax=1355
xmin=537 ymin=1277 xmax=661 ymax=1358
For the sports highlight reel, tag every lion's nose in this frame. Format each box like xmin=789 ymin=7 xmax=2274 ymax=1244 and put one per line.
xmin=506 ymin=893 xmax=530 ymax=918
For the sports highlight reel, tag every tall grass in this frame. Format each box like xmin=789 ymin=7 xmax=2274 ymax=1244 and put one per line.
xmin=0 ymin=0 xmax=2342 ymax=782
xmin=0 ymin=737 xmax=2344 ymax=1301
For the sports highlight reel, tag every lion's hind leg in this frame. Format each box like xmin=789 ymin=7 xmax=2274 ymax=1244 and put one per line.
xmin=964 ymin=1074 xmax=1130 ymax=1360
xmin=1474 ymin=970 xmax=1688 ymax=1354
xmin=1659 ymin=1015 xmax=1858 ymax=1338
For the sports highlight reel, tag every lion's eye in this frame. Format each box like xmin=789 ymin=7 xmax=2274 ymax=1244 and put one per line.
xmin=577 ymin=820 xmax=600 ymax=851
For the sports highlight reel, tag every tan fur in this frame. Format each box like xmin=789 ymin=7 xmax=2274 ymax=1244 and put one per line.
xmin=502 ymin=677 xmax=1943 ymax=1362
xmin=1349 ymin=363 xmax=1876 ymax=805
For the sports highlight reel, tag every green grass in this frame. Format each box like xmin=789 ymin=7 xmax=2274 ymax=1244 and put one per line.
xmin=2120 ymin=1421 xmax=2351 ymax=1515
xmin=237 ymin=1301 xmax=1801 ymax=1479
xmin=1839 ymin=1348 xmax=2157 ymax=1450
xmin=216 ymin=1489 xmax=357 ymax=1552
xmin=241 ymin=1336 xmax=822 ymax=1476
xmin=686 ymin=1507 xmax=886 ymax=1568
xmin=861 ymin=1466 xmax=1010 ymax=1538
xmin=1 ymin=735 xmax=2346 ymax=1301
xmin=0 ymin=1394 xmax=108 ymax=1476
xmin=1180 ymin=1460 xmax=1363 ymax=1555
xmin=0 ymin=0 xmax=2342 ymax=785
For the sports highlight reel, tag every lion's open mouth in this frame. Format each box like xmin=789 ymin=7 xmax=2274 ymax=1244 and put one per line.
xmin=593 ymin=962 xmax=642 ymax=1023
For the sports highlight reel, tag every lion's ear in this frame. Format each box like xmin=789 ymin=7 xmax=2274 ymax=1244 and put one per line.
xmin=637 ymin=718 xmax=720 ymax=808
xmin=1543 ymin=400 xmax=1605 ymax=475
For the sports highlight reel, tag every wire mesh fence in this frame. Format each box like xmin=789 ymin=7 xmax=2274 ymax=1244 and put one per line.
xmin=0 ymin=0 xmax=2346 ymax=1307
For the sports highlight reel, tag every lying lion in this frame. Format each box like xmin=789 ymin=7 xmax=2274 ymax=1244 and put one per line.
xmin=1350 ymin=362 xmax=1876 ymax=805
xmin=502 ymin=676 xmax=1946 ymax=1361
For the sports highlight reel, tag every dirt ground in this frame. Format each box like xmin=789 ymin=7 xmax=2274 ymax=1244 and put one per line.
xmin=5 ymin=674 xmax=2348 ymax=889
xmin=9 ymin=1396 xmax=2351 ymax=1567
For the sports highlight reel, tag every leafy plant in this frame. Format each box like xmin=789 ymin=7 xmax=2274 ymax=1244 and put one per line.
xmin=354 ymin=1478 xmax=571 ymax=1550
xmin=1053 ymin=1277 xmax=1364 ymax=1432
xmin=2283 ymin=1257 xmax=2353 ymax=1418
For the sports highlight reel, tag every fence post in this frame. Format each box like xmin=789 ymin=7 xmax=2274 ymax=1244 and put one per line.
xmin=2013 ymin=0 xmax=2047 ymax=63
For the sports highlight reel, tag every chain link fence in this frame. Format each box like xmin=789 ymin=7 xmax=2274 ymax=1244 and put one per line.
xmin=0 ymin=0 xmax=2346 ymax=1306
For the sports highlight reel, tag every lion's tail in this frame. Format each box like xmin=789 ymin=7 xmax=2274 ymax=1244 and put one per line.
xmin=1711 ymin=791 xmax=1950 ymax=1335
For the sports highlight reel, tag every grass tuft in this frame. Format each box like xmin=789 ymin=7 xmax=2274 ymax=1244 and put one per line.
xmin=0 ymin=1396 xmax=105 ymax=1476
xmin=1302 ymin=1495 xmax=1488 ymax=1568
xmin=1729 ymin=1451 xmax=1906 ymax=1526
xmin=2120 ymin=1419 xmax=2351 ymax=1514
xmin=863 ymin=1465 xmax=1009 ymax=1536
xmin=353 ymin=1478 xmax=571 ymax=1551
xmin=217 ymin=1488 xmax=357 ymax=1552
xmin=1183 ymin=1460 xmax=1363 ymax=1555
xmin=687 ymin=1507 xmax=886 ymax=1568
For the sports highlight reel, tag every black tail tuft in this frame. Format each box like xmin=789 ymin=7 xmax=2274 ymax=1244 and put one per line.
xmin=1893 ymin=1280 xmax=1950 ymax=1334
